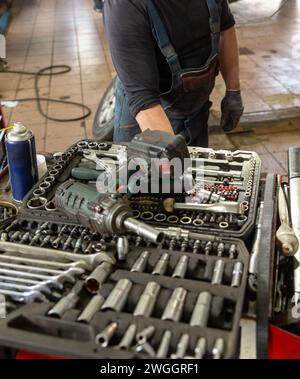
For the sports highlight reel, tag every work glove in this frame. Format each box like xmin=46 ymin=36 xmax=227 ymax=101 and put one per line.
xmin=221 ymin=90 xmax=244 ymax=133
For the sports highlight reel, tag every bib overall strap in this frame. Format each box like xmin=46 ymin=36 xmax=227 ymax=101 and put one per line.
xmin=205 ymin=0 xmax=221 ymax=59
xmin=146 ymin=0 xmax=182 ymax=76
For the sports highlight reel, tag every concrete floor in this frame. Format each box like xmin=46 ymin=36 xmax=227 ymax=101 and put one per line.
xmin=0 ymin=0 xmax=300 ymax=175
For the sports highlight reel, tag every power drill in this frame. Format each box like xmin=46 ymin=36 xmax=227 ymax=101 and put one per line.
xmin=55 ymin=180 xmax=164 ymax=244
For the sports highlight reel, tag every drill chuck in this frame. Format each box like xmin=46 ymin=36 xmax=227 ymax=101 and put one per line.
xmin=55 ymin=180 xmax=163 ymax=244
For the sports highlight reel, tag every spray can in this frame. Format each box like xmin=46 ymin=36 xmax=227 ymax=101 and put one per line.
xmin=5 ymin=123 xmax=38 ymax=202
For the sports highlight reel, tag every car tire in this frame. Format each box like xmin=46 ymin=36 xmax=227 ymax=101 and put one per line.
xmin=92 ymin=77 xmax=116 ymax=141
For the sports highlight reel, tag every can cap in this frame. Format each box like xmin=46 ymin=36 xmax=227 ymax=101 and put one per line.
xmin=7 ymin=123 xmax=29 ymax=142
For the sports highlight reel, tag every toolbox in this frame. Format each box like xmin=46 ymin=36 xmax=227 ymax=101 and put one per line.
xmin=0 ymin=235 xmax=249 ymax=359
xmin=0 ymin=139 xmax=265 ymax=359
xmin=20 ymin=140 xmax=261 ymax=240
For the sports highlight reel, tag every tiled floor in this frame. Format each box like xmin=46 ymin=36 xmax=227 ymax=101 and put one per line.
xmin=1 ymin=0 xmax=114 ymax=151
xmin=0 ymin=0 xmax=299 ymax=175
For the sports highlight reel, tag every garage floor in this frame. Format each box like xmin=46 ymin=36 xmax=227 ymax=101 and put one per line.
xmin=1 ymin=0 xmax=300 ymax=175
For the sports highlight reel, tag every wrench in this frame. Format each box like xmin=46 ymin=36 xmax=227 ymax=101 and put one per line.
xmin=187 ymin=166 xmax=242 ymax=178
xmin=0 ymin=289 xmax=48 ymax=303
xmin=173 ymin=201 xmax=245 ymax=215
xmin=0 ymin=242 xmax=116 ymax=269
xmin=192 ymin=158 xmax=243 ymax=168
xmin=0 ymin=281 xmax=52 ymax=295
xmin=82 ymin=149 xmax=118 ymax=173
xmin=0 ymin=261 xmax=84 ymax=277
xmin=0 ymin=274 xmax=63 ymax=290
xmin=0 ymin=253 xmax=89 ymax=270
xmin=0 ymin=267 xmax=77 ymax=284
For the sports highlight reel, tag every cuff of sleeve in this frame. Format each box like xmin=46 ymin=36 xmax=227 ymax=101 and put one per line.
xmin=130 ymin=99 xmax=161 ymax=118
xmin=221 ymin=19 xmax=236 ymax=32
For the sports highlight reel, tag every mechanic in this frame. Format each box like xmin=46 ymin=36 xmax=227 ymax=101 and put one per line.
xmin=104 ymin=0 xmax=244 ymax=146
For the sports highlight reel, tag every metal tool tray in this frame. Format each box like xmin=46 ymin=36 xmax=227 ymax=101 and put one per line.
xmin=0 ymin=233 xmax=249 ymax=359
xmin=20 ymin=140 xmax=261 ymax=241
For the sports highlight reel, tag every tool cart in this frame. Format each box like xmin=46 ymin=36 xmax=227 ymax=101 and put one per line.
xmin=0 ymin=126 xmax=298 ymax=359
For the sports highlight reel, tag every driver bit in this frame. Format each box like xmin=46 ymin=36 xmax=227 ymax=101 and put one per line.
xmin=211 ymin=259 xmax=225 ymax=285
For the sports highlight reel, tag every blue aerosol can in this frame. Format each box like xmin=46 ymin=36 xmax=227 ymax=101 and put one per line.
xmin=5 ymin=123 xmax=39 ymax=202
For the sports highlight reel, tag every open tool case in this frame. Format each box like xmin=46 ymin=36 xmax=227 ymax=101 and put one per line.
xmin=0 ymin=235 xmax=249 ymax=359
xmin=0 ymin=141 xmax=264 ymax=359
xmin=20 ymin=140 xmax=261 ymax=240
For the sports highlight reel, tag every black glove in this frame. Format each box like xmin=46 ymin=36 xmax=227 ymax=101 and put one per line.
xmin=221 ymin=90 xmax=244 ymax=133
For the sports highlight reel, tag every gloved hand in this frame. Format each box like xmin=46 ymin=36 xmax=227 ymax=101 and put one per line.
xmin=221 ymin=90 xmax=244 ymax=133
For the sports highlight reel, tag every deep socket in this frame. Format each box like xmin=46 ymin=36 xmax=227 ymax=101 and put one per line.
xmin=152 ymin=253 xmax=169 ymax=275
xmin=211 ymin=259 xmax=225 ymax=285
xmin=161 ymin=287 xmax=187 ymax=322
xmin=101 ymin=279 xmax=132 ymax=312
xmin=136 ymin=325 xmax=155 ymax=345
xmin=117 ymin=324 xmax=137 ymax=350
xmin=172 ymin=255 xmax=189 ymax=279
xmin=131 ymin=251 xmax=149 ymax=273
xmin=133 ymin=282 xmax=160 ymax=317
xmin=231 ymin=262 xmax=243 ymax=287
xmin=96 ymin=322 xmax=118 ymax=347
xmin=190 ymin=291 xmax=212 ymax=327
xmin=77 ymin=294 xmax=105 ymax=323
xmin=85 ymin=262 xmax=113 ymax=294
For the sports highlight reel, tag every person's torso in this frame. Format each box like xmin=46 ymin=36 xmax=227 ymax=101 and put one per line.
xmin=150 ymin=0 xmax=212 ymax=93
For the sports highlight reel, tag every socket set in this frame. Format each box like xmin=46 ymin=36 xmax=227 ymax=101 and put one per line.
xmin=19 ymin=140 xmax=261 ymax=239
xmin=0 ymin=232 xmax=248 ymax=359
xmin=0 ymin=202 xmax=18 ymax=223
